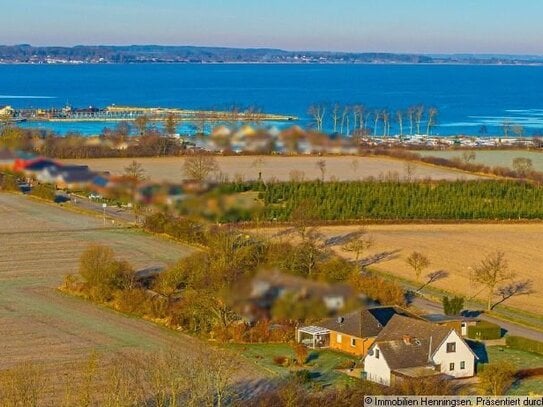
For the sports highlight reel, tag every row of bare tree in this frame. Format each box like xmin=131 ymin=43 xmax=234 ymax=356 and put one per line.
xmin=308 ymin=103 xmax=439 ymax=136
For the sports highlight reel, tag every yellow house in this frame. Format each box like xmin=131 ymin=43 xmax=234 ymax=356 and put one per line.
xmin=297 ymin=306 xmax=422 ymax=357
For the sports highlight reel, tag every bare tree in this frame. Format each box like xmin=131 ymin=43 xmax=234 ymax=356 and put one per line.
xmin=250 ymin=157 xmax=266 ymax=181
xmin=382 ymin=109 xmax=390 ymax=138
xmin=472 ymin=251 xmax=515 ymax=311
xmin=404 ymin=161 xmax=417 ymax=182
xmin=406 ymin=251 xmax=430 ymax=282
xmin=372 ymin=110 xmax=381 ymax=137
xmin=183 ymin=154 xmax=219 ymax=182
xmin=124 ymin=160 xmax=147 ymax=183
xmin=341 ymin=106 xmax=350 ymax=135
xmin=414 ymin=105 xmax=424 ymax=135
xmin=512 ymin=157 xmax=533 ymax=176
xmin=462 ymin=151 xmax=476 ymax=164
xmin=426 ymin=107 xmax=438 ymax=135
xmin=315 ymin=159 xmax=326 ymax=181
xmin=331 ymin=103 xmax=341 ymax=133
xmin=341 ymin=228 xmax=374 ymax=263
xmin=308 ymin=104 xmax=326 ymax=132
xmin=395 ymin=110 xmax=404 ymax=139
xmin=164 ymin=113 xmax=179 ymax=137
xmin=407 ymin=106 xmax=416 ymax=135
xmin=134 ymin=115 xmax=150 ymax=136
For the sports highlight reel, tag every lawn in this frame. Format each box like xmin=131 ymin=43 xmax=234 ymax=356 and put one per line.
xmin=486 ymin=346 xmax=543 ymax=395
xmin=226 ymin=343 xmax=360 ymax=388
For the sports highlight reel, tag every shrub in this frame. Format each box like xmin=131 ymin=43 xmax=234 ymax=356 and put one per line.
xmin=0 ymin=172 xmax=19 ymax=191
xmin=292 ymin=369 xmax=312 ymax=384
xmin=292 ymin=343 xmax=308 ymax=366
xmin=467 ymin=321 xmax=501 ymax=340
xmin=442 ymin=296 xmax=464 ymax=315
xmin=506 ymin=336 xmax=543 ymax=355
xmin=478 ymin=362 xmax=516 ymax=395
xmin=30 ymin=183 xmax=55 ymax=201
xmin=273 ymin=356 xmax=290 ymax=367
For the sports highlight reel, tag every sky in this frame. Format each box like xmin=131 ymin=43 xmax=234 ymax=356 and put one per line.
xmin=1 ymin=0 xmax=542 ymax=54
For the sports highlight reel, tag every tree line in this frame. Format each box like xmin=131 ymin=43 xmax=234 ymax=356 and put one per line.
xmin=308 ymin=103 xmax=438 ymax=136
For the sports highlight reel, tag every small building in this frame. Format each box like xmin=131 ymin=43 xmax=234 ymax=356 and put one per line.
xmin=420 ymin=314 xmax=478 ymax=337
xmin=297 ymin=306 xmax=421 ymax=357
xmin=363 ymin=314 xmax=477 ymax=386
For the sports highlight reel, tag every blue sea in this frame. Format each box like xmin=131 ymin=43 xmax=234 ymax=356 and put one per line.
xmin=1 ymin=63 xmax=543 ymax=136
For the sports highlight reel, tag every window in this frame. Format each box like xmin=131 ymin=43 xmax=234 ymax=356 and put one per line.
xmin=446 ymin=342 xmax=456 ymax=353
xmin=375 ymin=349 xmax=380 ymax=359
xmin=351 ymin=338 xmax=356 ymax=347
xmin=460 ymin=361 xmax=465 ymax=370
xmin=337 ymin=334 xmax=342 ymax=344
xmin=449 ymin=363 xmax=455 ymax=371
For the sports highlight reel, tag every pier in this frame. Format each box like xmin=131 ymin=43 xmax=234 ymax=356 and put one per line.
xmin=7 ymin=105 xmax=297 ymax=123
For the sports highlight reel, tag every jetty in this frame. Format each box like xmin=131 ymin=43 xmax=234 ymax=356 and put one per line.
xmin=3 ymin=105 xmax=297 ymax=123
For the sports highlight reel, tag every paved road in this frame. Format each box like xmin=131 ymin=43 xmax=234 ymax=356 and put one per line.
xmin=70 ymin=194 xmax=136 ymax=224
xmin=412 ymin=296 xmax=543 ymax=342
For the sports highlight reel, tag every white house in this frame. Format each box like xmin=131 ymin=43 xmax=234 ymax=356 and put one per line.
xmin=363 ymin=314 xmax=477 ymax=386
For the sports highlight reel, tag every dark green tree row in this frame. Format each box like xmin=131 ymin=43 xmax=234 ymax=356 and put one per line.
xmin=223 ymin=180 xmax=543 ymax=221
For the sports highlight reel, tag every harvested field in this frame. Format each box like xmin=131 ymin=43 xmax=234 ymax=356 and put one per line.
xmin=254 ymin=223 xmax=543 ymax=315
xmin=0 ymin=193 xmax=263 ymax=388
xmin=63 ymin=156 xmax=485 ymax=183
xmin=418 ymin=150 xmax=543 ymax=172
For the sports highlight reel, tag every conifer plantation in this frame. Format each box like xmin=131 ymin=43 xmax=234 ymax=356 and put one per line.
xmin=222 ymin=180 xmax=543 ymax=221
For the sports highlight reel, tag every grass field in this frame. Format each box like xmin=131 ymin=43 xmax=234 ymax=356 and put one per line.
xmin=0 ymin=193 xmax=263 ymax=386
xmin=254 ymin=223 xmax=543 ymax=315
xmin=63 ymin=156 xmax=485 ymax=183
xmin=418 ymin=150 xmax=543 ymax=172
xmin=226 ymin=343 xmax=359 ymax=387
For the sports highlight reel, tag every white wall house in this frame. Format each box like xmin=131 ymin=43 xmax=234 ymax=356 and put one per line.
xmin=432 ymin=329 xmax=476 ymax=379
xmin=364 ymin=343 xmax=392 ymax=385
xmin=363 ymin=315 xmax=477 ymax=386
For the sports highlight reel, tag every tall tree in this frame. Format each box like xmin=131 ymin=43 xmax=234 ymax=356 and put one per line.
xmin=414 ymin=105 xmax=424 ymax=135
xmin=308 ymin=104 xmax=326 ymax=132
xmin=426 ymin=107 xmax=438 ymax=135
xmin=395 ymin=110 xmax=404 ymax=139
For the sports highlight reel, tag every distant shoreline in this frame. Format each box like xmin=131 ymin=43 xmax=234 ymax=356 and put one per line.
xmin=2 ymin=61 xmax=543 ymax=67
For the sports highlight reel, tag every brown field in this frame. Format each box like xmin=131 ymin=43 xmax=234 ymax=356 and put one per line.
xmin=254 ymin=224 xmax=543 ymax=315
xmin=0 ymin=193 xmax=262 ymax=383
xmin=63 ymin=155 xmax=485 ymax=183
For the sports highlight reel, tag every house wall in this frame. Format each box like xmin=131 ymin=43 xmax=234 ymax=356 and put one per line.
xmin=328 ymin=330 xmax=374 ymax=356
xmin=432 ymin=330 xmax=475 ymax=378
xmin=364 ymin=344 xmax=391 ymax=386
